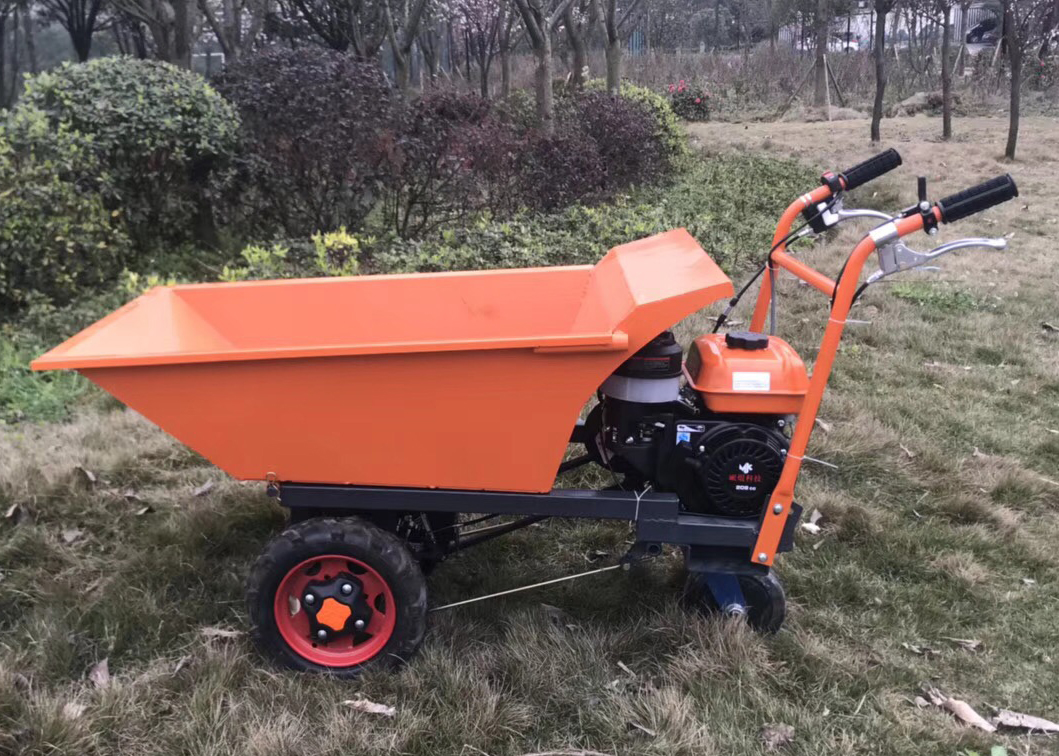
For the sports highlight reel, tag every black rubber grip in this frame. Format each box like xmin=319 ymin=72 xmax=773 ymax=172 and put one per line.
xmin=937 ymin=174 xmax=1019 ymax=224
xmin=839 ymin=148 xmax=903 ymax=191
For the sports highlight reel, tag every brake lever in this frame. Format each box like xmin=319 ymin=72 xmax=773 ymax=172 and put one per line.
xmin=835 ymin=207 xmax=894 ymax=223
xmin=867 ymin=237 xmax=1007 ymax=284
xmin=802 ymin=198 xmax=895 ymax=237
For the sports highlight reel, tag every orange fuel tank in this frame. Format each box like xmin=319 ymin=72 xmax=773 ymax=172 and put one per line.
xmin=684 ymin=332 xmax=808 ymax=415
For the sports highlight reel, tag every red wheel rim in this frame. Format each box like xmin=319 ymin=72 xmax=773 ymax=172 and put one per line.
xmin=273 ymin=555 xmax=397 ymax=668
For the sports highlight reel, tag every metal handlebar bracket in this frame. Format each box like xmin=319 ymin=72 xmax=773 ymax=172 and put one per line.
xmin=801 ymin=199 xmax=896 ymax=239
xmin=867 ymin=237 xmax=1007 ymax=284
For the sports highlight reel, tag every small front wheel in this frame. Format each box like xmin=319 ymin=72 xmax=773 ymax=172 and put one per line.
xmin=684 ymin=570 xmax=786 ymax=633
xmin=247 ymin=517 xmax=427 ymax=677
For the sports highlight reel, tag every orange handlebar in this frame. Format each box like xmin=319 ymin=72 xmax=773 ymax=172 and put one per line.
xmin=751 ymin=208 xmax=937 ymax=565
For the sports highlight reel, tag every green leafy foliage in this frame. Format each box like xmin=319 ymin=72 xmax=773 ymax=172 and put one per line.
xmin=0 ymin=107 xmax=130 ymax=314
xmin=20 ymin=58 xmax=240 ymax=252
xmin=0 ymin=289 xmax=127 ymax=423
xmin=223 ymin=154 xmax=815 ymax=280
xmin=667 ymin=81 xmax=712 ymax=121
xmin=585 ymin=79 xmax=690 ymax=164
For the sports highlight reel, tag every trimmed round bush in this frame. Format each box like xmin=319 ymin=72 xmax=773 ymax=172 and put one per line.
xmin=519 ymin=128 xmax=606 ymax=211
xmin=0 ymin=107 xmax=130 ymax=313
xmin=20 ymin=58 xmax=240 ymax=252
xmin=564 ymin=92 xmax=667 ymax=188
xmin=382 ymin=91 xmax=522 ymax=236
xmin=214 ymin=48 xmax=394 ymax=238
xmin=585 ymin=79 xmax=689 ymax=164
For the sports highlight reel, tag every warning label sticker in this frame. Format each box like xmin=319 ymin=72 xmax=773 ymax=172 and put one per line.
xmin=732 ymin=371 xmax=771 ymax=392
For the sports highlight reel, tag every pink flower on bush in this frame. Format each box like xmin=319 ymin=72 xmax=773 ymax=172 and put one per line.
xmin=694 ymin=97 xmax=701 ymax=104
xmin=668 ymin=84 xmax=675 ymax=92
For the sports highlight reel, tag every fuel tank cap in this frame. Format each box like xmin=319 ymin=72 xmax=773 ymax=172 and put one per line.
xmin=724 ymin=331 xmax=770 ymax=351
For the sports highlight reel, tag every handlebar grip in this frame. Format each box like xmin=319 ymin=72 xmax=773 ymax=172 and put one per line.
xmin=839 ymin=148 xmax=903 ymax=191
xmin=936 ymin=174 xmax=1019 ymax=224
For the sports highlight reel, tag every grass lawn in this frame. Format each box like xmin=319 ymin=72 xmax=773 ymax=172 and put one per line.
xmin=2 ymin=115 xmax=1058 ymax=756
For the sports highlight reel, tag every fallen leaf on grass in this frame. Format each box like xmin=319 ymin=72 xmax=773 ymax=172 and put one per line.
xmin=1041 ymin=322 xmax=1059 ymax=333
xmin=75 ymin=466 xmax=97 ymax=485
xmin=899 ymin=444 xmax=916 ymax=459
xmin=62 ymin=702 xmax=86 ymax=720
xmin=540 ymin=603 xmax=571 ymax=627
xmin=4 ymin=502 xmax=33 ymax=525
xmin=627 ymin=721 xmax=657 ymax=738
xmin=1021 ymin=577 xmax=1037 ymax=586
xmin=942 ymin=637 xmax=982 ymax=653
xmin=342 ymin=697 xmax=396 ymax=717
xmin=616 ymin=660 xmax=636 ymax=677
xmin=123 ymin=490 xmax=144 ymax=503
xmin=173 ymin=655 xmax=192 ymax=675
xmin=585 ymin=549 xmax=608 ymax=563
xmin=921 ymin=685 xmax=996 ymax=732
xmin=193 ymin=481 xmax=215 ymax=497
xmin=62 ymin=528 xmax=84 ymax=544
xmin=972 ymin=447 xmax=989 ymax=459
xmin=992 ymin=709 xmax=1059 ymax=733
xmin=134 ymin=505 xmax=153 ymax=516
xmin=814 ymin=418 xmax=832 ymax=433
xmin=200 ymin=626 xmax=243 ymax=639
xmin=89 ymin=658 xmax=110 ymax=689
xmin=760 ymin=723 xmax=795 ymax=751
xmin=801 ymin=509 xmax=823 ymax=534
xmin=902 ymin=642 xmax=939 ymax=657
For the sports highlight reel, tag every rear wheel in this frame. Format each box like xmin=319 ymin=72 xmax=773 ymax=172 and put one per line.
xmin=247 ymin=517 xmax=427 ymax=677
xmin=683 ymin=570 xmax=786 ymax=633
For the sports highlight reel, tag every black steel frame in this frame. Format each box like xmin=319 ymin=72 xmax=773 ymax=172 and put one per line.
xmin=277 ymin=483 xmax=802 ymax=561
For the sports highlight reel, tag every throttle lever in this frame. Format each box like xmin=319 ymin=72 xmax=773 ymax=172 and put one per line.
xmin=866 ymin=237 xmax=1007 ymax=284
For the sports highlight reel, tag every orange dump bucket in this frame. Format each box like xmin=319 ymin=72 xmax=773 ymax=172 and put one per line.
xmin=33 ymin=230 xmax=733 ymax=493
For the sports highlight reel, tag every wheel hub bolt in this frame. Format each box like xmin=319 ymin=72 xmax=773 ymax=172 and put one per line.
xmin=304 ymin=594 xmax=315 ymax=605
xmin=354 ymin=619 xmax=366 ymax=630
xmin=316 ymin=629 xmax=328 ymax=640
xmin=341 ymin=583 xmax=353 ymax=595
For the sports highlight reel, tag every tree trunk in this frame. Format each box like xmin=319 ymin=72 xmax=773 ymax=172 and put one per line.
xmin=0 ymin=14 xmax=7 ymax=108
xmin=173 ymin=0 xmax=192 ymax=68
xmin=941 ymin=4 xmax=953 ymax=138
xmin=957 ymin=0 xmax=970 ymax=74
xmin=535 ymin=30 xmax=555 ymax=134
xmin=813 ymin=0 xmax=828 ymax=106
xmin=20 ymin=2 xmax=36 ymax=72
xmin=1004 ymin=0 xmax=1020 ymax=159
xmin=564 ymin=5 xmax=586 ymax=89
xmin=871 ymin=4 xmax=888 ymax=141
xmin=768 ymin=0 xmax=775 ymax=48
xmin=500 ymin=43 xmax=511 ymax=97
xmin=605 ymin=37 xmax=620 ymax=93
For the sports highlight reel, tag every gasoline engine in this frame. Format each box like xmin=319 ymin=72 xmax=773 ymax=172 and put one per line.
xmin=585 ymin=331 xmax=809 ymax=519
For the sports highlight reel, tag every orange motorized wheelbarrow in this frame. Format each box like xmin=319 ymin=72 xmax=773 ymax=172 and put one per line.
xmin=34 ymin=151 xmax=1018 ymax=676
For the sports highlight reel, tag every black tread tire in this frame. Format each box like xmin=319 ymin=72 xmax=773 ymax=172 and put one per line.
xmin=247 ymin=517 xmax=428 ymax=677
xmin=684 ymin=570 xmax=786 ymax=634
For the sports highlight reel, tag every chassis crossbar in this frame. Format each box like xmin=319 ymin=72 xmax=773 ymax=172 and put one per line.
xmin=278 ymin=484 xmax=801 ymax=554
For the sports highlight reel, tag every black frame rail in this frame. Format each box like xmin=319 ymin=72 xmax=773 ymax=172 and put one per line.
xmin=278 ymin=484 xmax=802 ymax=554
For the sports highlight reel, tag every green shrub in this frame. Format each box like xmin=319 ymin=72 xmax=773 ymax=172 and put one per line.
xmin=667 ymin=81 xmax=712 ymax=121
xmin=229 ymin=153 xmax=814 ymax=277
xmin=585 ymin=79 xmax=689 ymax=163
xmin=20 ymin=58 xmax=240 ymax=252
xmin=0 ymin=107 xmax=131 ymax=313
xmin=0 ymin=289 xmax=127 ymax=423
